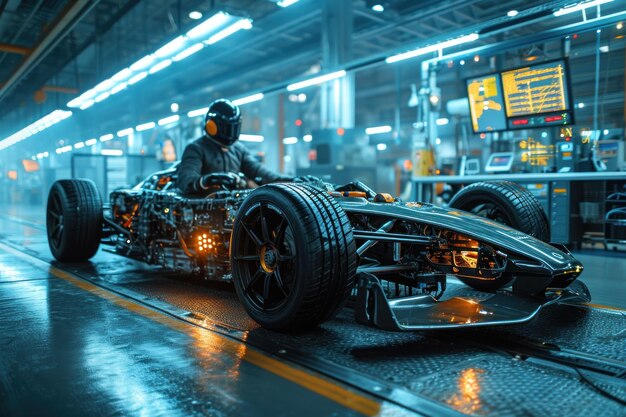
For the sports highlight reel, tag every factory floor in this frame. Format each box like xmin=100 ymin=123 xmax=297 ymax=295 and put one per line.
xmin=1 ymin=204 xmax=625 ymax=417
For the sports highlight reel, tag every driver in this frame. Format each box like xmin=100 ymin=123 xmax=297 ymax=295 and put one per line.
xmin=177 ymin=99 xmax=292 ymax=195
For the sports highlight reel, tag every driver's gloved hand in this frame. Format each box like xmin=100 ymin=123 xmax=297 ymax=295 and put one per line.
xmin=198 ymin=172 xmax=247 ymax=190
xmin=293 ymin=175 xmax=322 ymax=183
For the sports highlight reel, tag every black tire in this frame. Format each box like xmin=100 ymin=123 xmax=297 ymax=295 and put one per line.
xmin=46 ymin=179 xmax=103 ymax=261
xmin=231 ymin=183 xmax=356 ymax=331
xmin=449 ymin=180 xmax=550 ymax=242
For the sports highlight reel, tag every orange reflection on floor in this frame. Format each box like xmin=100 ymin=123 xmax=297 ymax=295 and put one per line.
xmin=447 ymin=368 xmax=485 ymax=414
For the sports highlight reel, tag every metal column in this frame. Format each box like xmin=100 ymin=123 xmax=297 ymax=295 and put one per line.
xmin=320 ymin=0 xmax=354 ymax=129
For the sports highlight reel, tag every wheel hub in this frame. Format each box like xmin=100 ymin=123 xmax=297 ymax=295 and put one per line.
xmin=260 ymin=244 xmax=278 ymax=273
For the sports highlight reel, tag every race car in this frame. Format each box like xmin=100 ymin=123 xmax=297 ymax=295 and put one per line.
xmin=46 ymin=165 xmax=589 ymax=331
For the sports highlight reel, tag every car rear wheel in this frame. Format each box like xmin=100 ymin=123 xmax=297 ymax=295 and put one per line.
xmin=47 ymin=179 xmax=102 ymax=261
xmin=449 ymin=180 xmax=550 ymax=242
xmin=231 ymin=183 xmax=356 ymax=331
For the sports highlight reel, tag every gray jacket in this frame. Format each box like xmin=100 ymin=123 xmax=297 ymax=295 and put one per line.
xmin=176 ymin=137 xmax=289 ymax=194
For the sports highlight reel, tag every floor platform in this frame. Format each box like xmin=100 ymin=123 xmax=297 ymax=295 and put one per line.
xmin=0 ymin=206 xmax=625 ymax=417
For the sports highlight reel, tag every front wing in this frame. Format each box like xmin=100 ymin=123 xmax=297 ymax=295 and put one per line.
xmin=354 ymin=274 xmax=591 ymax=331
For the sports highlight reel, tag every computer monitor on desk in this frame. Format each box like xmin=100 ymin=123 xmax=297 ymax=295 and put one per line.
xmin=485 ymin=152 xmax=514 ymax=173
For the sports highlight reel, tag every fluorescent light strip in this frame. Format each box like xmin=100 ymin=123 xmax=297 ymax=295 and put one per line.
xmin=154 ymin=36 xmax=187 ymax=58
xmin=85 ymin=138 xmax=98 ymax=146
xmin=187 ymin=107 xmax=209 ymax=118
xmin=136 ymin=122 xmax=156 ymax=131
xmin=554 ymin=0 xmax=613 ymax=16
xmin=100 ymin=134 xmax=114 ymax=142
xmin=186 ymin=11 xmax=231 ymax=39
xmin=283 ymin=137 xmax=298 ymax=144
xmin=94 ymin=79 xmax=115 ymax=92
xmin=79 ymin=99 xmax=95 ymax=110
xmin=286 ymin=70 xmax=346 ymax=91
xmin=65 ymin=11 xmax=252 ymax=112
xmin=173 ymin=43 xmax=204 ymax=62
xmin=128 ymin=71 xmax=148 ymax=85
xmin=277 ymin=0 xmax=300 ymax=7
xmin=55 ymin=145 xmax=72 ymax=154
xmin=111 ymin=68 xmax=132 ymax=82
xmin=365 ymin=125 xmax=392 ymax=135
xmin=117 ymin=128 xmax=134 ymax=137
xmin=130 ymin=55 xmax=155 ymax=71
xmin=0 ymin=110 xmax=72 ymax=151
xmin=376 ymin=143 xmax=387 ymax=151
xmin=74 ymin=142 xmax=85 ymax=149
xmin=303 ymin=134 xmax=312 ymax=142
xmin=149 ymin=59 xmax=172 ymax=74
xmin=158 ymin=115 xmax=180 ymax=126
xmin=110 ymin=82 xmax=127 ymax=95
xmin=232 ymin=93 xmax=264 ymax=106
xmin=240 ymin=134 xmax=264 ymax=142
xmin=436 ymin=117 xmax=449 ymax=126
xmin=206 ymin=19 xmax=252 ymax=45
xmin=101 ymin=149 xmax=123 ymax=156
xmin=385 ymin=33 xmax=479 ymax=64
xmin=94 ymin=92 xmax=110 ymax=103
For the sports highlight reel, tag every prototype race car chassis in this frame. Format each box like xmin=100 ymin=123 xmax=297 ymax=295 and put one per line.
xmin=46 ymin=175 xmax=589 ymax=332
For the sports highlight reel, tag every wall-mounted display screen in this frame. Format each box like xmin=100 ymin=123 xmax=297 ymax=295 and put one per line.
xmin=466 ymin=59 xmax=573 ymax=133
xmin=467 ymin=74 xmax=507 ymax=133
xmin=501 ymin=60 xmax=570 ymax=117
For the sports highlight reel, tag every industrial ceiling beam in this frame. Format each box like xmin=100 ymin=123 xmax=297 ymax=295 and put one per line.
xmin=0 ymin=43 xmax=32 ymax=55
xmin=0 ymin=0 xmax=99 ymax=103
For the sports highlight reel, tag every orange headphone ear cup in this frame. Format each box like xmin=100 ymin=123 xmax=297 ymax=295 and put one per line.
xmin=205 ymin=119 xmax=218 ymax=136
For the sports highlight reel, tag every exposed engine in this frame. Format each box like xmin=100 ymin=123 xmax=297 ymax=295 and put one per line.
xmin=108 ymin=189 xmax=251 ymax=280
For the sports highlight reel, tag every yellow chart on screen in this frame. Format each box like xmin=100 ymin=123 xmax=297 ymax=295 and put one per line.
xmin=467 ymin=76 xmax=503 ymax=132
xmin=502 ymin=64 xmax=567 ymax=117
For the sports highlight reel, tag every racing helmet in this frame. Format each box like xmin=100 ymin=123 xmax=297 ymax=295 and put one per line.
xmin=204 ymin=99 xmax=242 ymax=147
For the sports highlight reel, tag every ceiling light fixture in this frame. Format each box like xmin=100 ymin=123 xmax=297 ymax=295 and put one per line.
xmin=100 ymin=134 xmax=114 ymax=142
xmin=385 ymin=33 xmax=480 ymax=64
xmin=66 ymin=11 xmax=252 ymax=111
xmin=189 ymin=11 xmax=203 ymax=20
xmin=365 ymin=125 xmax=392 ymax=135
xmin=136 ymin=122 xmax=156 ymax=131
xmin=286 ymin=70 xmax=347 ymax=91
xmin=206 ymin=19 xmax=252 ymax=44
xmin=148 ymin=59 xmax=172 ymax=74
xmin=372 ymin=4 xmax=384 ymax=12
xmin=158 ymin=115 xmax=180 ymax=126
xmin=232 ymin=93 xmax=264 ymax=106
xmin=507 ymin=10 xmax=519 ymax=17
xmin=172 ymin=43 xmax=204 ymax=62
xmin=187 ymin=107 xmax=209 ymax=118
xmin=277 ymin=0 xmax=300 ymax=7
xmin=553 ymin=0 xmax=613 ymax=16
xmin=117 ymin=128 xmax=134 ymax=137
xmin=85 ymin=138 xmax=98 ymax=146
xmin=283 ymin=137 xmax=298 ymax=144
xmin=376 ymin=143 xmax=387 ymax=151
xmin=0 ymin=109 xmax=72 ymax=151
xmin=240 ymin=134 xmax=264 ymax=142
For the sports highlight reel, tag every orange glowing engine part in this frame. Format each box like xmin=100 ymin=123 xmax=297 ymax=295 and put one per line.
xmin=196 ymin=233 xmax=216 ymax=254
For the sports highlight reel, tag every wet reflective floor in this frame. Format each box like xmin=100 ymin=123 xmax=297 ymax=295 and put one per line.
xmin=0 ymin=205 xmax=625 ymax=417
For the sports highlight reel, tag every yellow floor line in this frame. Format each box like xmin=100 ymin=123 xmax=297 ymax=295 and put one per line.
xmin=584 ymin=303 xmax=626 ymax=313
xmin=0 ymin=242 xmax=381 ymax=416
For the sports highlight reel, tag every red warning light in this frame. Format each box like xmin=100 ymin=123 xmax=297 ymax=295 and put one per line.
xmin=479 ymin=133 xmax=486 ymax=139
xmin=512 ymin=119 xmax=529 ymax=126
xmin=336 ymin=127 xmax=345 ymax=136
xmin=295 ymin=119 xmax=302 ymax=126
xmin=573 ymin=34 xmax=578 ymax=39
xmin=545 ymin=115 xmax=563 ymax=122
xmin=565 ymin=137 xmax=571 ymax=142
